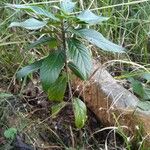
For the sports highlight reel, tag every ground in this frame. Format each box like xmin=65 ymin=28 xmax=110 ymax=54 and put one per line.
xmin=0 ymin=78 xmax=126 ymax=150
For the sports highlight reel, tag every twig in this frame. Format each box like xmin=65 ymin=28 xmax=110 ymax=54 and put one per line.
xmin=72 ymin=0 xmax=150 ymax=14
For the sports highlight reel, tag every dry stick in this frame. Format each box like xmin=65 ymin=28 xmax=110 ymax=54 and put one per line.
xmin=69 ymin=126 xmax=75 ymax=148
xmin=7 ymin=55 xmax=27 ymax=92
xmin=88 ymin=126 xmax=128 ymax=141
xmin=72 ymin=0 xmax=150 ymax=14
xmin=88 ymin=0 xmax=95 ymax=9
xmin=91 ymin=0 xmax=150 ymax=10
xmin=3 ymin=1 xmax=60 ymax=9
xmin=5 ymin=0 xmax=60 ymax=6
xmin=37 ymin=145 xmax=62 ymax=149
xmin=79 ymin=0 xmax=84 ymax=10
xmin=26 ymin=0 xmax=60 ymax=5
xmin=102 ymin=60 xmax=150 ymax=73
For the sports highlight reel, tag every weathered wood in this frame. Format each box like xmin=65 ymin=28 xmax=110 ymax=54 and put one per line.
xmin=72 ymin=60 xmax=150 ymax=144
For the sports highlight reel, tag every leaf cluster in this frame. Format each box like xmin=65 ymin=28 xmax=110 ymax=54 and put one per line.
xmin=8 ymin=0 xmax=125 ymax=128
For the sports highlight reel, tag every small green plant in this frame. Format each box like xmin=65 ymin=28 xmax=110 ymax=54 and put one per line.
xmin=8 ymin=0 xmax=124 ymax=128
xmin=128 ymin=74 xmax=150 ymax=111
xmin=4 ymin=127 xmax=17 ymax=140
xmin=129 ymin=77 xmax=150 ymax=101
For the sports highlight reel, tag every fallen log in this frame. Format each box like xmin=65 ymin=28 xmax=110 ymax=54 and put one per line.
xmin=72 ymin=60 xmax=150 ymax=145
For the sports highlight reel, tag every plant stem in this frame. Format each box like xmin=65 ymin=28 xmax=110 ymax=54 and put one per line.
xmin=61 ymin=20 xmax=73 ymax=100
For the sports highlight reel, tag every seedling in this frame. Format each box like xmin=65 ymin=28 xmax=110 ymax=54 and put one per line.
xmin=8 ymin=0 xmax=124 ymax=128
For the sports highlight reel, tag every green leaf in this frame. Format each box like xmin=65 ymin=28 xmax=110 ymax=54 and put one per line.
xmin=68 ymin=61 xmax=86 ymax=80
xmin=51 ymin=102 xmax=67 ymax=118
xmin=129 ymin=78 xmax=145 ymax=98
xmin=141 ymin=73 xmax=150 ymax=81
xmin=7 ymin=4 xmax=59 ymax=21
xmin=133 ymin=82 xmax=144 ymax=98
xmin=9 ymin=18 xmax=47 ymax=30
xmin=60 ymin=0 xmax=76 ymax=14
xmin=77 ymin=9 xmax=109 ymax=25
xmin=129 ymin=78 xmax=150 ymax=100
xmin=40 ymin=50 xmax=65 ymax=91
xmin=73 ymin=98 xmax=87 ymax=128
xmin=138 ymin=101 xmax=150 ymax=111
xmin=48 ymin=75 xmax=67 ymax=101
xmin=27 ymin=36 xmax=57 ymax=50
xmin=28 ymin=6 xmax=59 ymax=21
xmin=72 ymin=28 xmax=125 ymax=53
xmin=143 ymin=87 xmax=150 ymax=100
xmin=4 ymin=128 xmax=17 ymax=140
xmin=67 ymin=38 xmax=92 ymax=80
xmin=0 ymin=93 xmax=13 ymax=98
xmin=17 ymin=59 xmax=43 ymax=79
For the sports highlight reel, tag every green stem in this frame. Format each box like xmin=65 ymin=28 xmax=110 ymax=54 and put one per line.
xmin=61 ymin=20 xmax=73 ymax=100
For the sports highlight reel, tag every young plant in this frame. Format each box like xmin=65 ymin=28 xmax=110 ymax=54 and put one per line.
xmin=8 ymin=0 xmax=124 ymax=128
